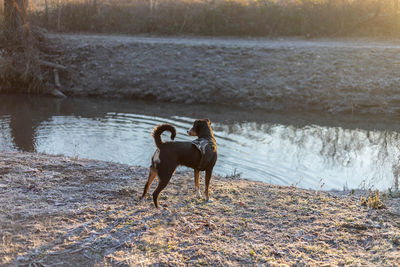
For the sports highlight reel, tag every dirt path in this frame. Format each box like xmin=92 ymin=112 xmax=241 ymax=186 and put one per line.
xmin=1 ymin=152 xmax=399 ymax=266
xmin=47 ymin=33 xmax=400 ymax=115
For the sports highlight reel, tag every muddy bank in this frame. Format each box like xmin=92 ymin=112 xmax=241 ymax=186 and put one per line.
xmin=1 ymin=152 xmax=399 ymax=266
xmin=45 ymin=34 xmax=400 ymax=115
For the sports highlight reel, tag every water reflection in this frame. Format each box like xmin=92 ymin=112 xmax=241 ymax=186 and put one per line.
xmin=0 ymin=94 xmax=399 ymax=190
xmin=218 ymin=123 xmax=400 ymax=189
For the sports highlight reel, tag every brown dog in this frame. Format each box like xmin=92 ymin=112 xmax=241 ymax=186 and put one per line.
xmin=140 ymin=119 xmax=217 ymax=208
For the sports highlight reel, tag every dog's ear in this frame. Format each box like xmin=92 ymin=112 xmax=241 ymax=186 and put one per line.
xmin=205 ymin=118 xmax=211 ymax=125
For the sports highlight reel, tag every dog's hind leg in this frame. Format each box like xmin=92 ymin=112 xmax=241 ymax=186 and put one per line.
xmin=194 ymin=169 xmax=201 ymax=198
xmin=152 ymin=166 xmax=175 ymax=208
xmin=140 ymin=167 xmax=157 ymax=200
xmin=204 ymin=168 xmax=213 ymax=202
xmin=152 ymin=180 xmax=169 ymax=208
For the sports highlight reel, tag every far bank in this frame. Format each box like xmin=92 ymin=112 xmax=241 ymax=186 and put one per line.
xmin=48 ymin=34 xmax=400 ymax=116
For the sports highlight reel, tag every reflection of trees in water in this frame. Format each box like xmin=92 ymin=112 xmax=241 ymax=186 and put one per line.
xmin=324 ymin=128 xmax=400 ymax=175
xmin=0 ymin=97 xmax=46 ymax=151
xmin=8 ymin=100 xmax=45 ymax=151
xmin=0 ymin=96 xmax=108 ymax=152
xmin=218 ymin=122 xmax=400 ymax=165
xmin=0 ymin=116 xmax=16 ymax=151
xmin=216 ymin=122 xmax=400 ymax=189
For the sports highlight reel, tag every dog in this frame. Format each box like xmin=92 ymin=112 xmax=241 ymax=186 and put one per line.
xmin=140 ymin=119 xmax=217 ymax=208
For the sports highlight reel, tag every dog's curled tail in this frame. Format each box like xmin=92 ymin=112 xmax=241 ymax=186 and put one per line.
xmin=152 ymin=124 xmax=176 ymax=148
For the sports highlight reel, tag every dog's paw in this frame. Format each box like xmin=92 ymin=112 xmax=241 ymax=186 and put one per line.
xmin=196 ymin=189 xmax=202 ymax=198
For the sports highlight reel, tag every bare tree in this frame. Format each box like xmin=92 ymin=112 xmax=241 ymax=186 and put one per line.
xmin=4 ymin=0 xmax=27 ymax=40
xmin=1 ymin=0 xmax=67 ymax=96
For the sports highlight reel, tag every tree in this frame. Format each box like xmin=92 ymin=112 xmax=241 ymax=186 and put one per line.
xmin=4 ymin=0 xmax=27 ymax=40
xmin=2 ymin=0 xmax=43 ymax=94
xmin=1 ymin=0 xmax=66 ymax=96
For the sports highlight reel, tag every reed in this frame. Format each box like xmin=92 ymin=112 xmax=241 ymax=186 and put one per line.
xmin=25 ymin=0 xmax=400 ymax=37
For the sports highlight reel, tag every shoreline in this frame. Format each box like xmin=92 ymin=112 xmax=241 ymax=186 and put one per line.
xmin=1 ymin=152 xmax=399 ymax=265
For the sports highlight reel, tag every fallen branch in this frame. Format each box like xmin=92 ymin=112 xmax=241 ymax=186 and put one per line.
xmin=40 ymin=60 xmax=67 ymax=71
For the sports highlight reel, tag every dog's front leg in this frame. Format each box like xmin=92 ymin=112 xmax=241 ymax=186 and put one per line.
xmin=194 ymin=169 xmax=201 ymax=198
xmin=204 ymin=168 xmax=213 ymax=202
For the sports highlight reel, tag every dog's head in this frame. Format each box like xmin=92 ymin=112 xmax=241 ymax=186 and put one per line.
xmin=188 ymin=119 xmax=211 ymax=137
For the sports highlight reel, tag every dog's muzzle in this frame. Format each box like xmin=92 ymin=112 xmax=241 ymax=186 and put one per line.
xmin=188 ymin=129 xmax=197 ymax=136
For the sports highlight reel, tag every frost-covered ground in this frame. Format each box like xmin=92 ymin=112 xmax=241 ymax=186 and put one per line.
xmin=1 ymin=152 xmax=399 ymax=266
xmin=49 ymin=34 xmax=400 ymax=115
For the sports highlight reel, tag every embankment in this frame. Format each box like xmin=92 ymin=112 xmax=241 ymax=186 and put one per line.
xmin=48 ymin=34 xmax=400 ymax=115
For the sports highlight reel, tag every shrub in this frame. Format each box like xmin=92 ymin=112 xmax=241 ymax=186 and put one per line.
xmin=25 ymin=0 xmax=400 ymax=37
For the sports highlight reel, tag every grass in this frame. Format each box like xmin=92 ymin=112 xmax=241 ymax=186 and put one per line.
xmin=360 ymin=190 xmax=385 ymax=209
xmin=16 ymin=0 xmax=400 ymax=37
xmin=1 ymin=152 xmax=400 ymax=265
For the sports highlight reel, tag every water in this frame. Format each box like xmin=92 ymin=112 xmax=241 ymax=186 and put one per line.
xmin=1 ymin=94 xmax=399 ymax=190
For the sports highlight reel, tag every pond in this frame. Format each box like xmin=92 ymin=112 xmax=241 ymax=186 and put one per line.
xmin=1 ymin=94 xmax=399 ymax=191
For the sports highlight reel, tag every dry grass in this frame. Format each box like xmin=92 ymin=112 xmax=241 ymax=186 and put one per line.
xmin=360 ymin=190 xmax=385 ymax=210
xmin=1 ymin=152 xmax=400 ymax=266
xmin=24 ymin=0 xmax=400 ymax=37
xmin=0 ymin=30 xmax=44 ymax=94
xmin=0 ymin=1 xmax=47 ymax=94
